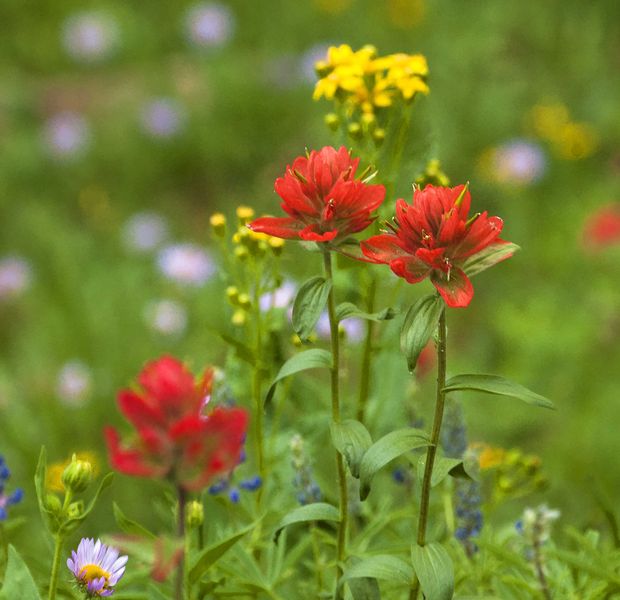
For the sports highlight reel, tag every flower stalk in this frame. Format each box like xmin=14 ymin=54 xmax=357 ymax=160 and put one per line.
xmin=175 ymin=485 xmax=187 ymax=600
xmin=47 ymin=489 xmax=72 ymax=600
xmin=322 ymin=250 xmax=348 ymax=597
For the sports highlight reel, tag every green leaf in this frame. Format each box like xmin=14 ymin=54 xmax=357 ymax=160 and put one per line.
xmin=113 ymin=503 xmax=156 ymax=540
xmin=265 ymin=349 xmax=332 ymax=405
xmin=273 ymin=503 xmax=340 ymax=542
xmin=292 ymin=276 xmax=332 ymax=341
xmin=336 ymin=302 xmax=397 ymax=323
xmin=347 ymin=576 xmax=381 ymax=600
xmin=341 ymin=555 xmax=413 ymax=587
xmin=359 ymin=428 xmax=431 ymax=500
xmin=330 ymin=419 xmax=373 ymax=478
xmin=462 ymin=242 xmax=520 ymax=277
xmin=219 ymin=333 xmax=255 ymax=366
xmin=34 ymin=447 xmax=63 ymax=535
xmin=400 ymin=294 xmax=443 ymax=373
xmin=0 ymin=545 xmax=41 ymax=600
xmin=443 ymin=374 xmax=554 ymax=409
xmin=416 ymin=457 xmax=467 ymax=488
xmin=411 ymin=542 xmax=454 ymax=600
xmin=189 ymin=522 xmax=255 ymax=584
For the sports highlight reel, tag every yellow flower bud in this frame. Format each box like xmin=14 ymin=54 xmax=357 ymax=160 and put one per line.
xmin=324 ymin=113 xmax=340 ymax=131
xmin=61 ymin=454 xmax=93 ymax=494
xmin=186 ymin=500 xmax=204 ymax=528
xmin=232 ymin=309 xmax=246 ymax=326
xmin=234 ymin=246 xmax=249 ymax=261
xmin=226 ymin=286 xmax=239 ymax=305
xmin=236 ymin=206 xmax=255 ymax=224
xmin=237 ymin=293 xmax=252 ymax=310
xmin=269 ymin=237 xmax=285 ymax=256
xmin=348 ymin=122 xmax=363 ymax=140
xmin=372 ymin=128 xmax=386 ymax=146
xmin=209 ymin=213 xmax=227 ymax=237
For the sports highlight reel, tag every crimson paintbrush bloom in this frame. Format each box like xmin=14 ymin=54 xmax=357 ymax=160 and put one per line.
xmin=248 ymin=146 xmax=385 ymax=245
xmin=105 ymin=356 xmax=247 ymax=491
xmin=361 ymin=184 xmax=514 ymax=308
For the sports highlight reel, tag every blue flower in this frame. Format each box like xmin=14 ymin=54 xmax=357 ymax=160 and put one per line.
xmin=0 ymin=456 xmax=24 ymax=521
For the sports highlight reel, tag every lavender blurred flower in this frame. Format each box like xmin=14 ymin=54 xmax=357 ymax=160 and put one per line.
xmin=67 ymin=538 xmax=127 ymax=597
xmin=122 ymin=212 xmax=168 ymax=253
xmin=290 ymin=434 xmax=322 ymax=505
xmin=0 ymin=456 xmax=24 ymax=521
xmin=316 ymin=312 xmax=364 ymax=343
xmin=44 ymin=112 xmax=90 ymax=159
xmin=185 ymin=3 xmax=235 ymax=48
xmin=0 ymin=256 xmax=32 ymax=300
xmin=144 ymin=299 xmax=187 ymax=336
xmin=259 ymin=280 xmax=296 ymax=312
xmin=140 ymin=98 xmax=186 ymax=139
xmin=61 ymin=11 xmax=118 ymax=63
xmin=56 ymin=361 xmax=92 ymax=407
xmin=493 ymin=140 xmax=547 ymax=185
xmin=157 ymin=243 xmax=215 ymax=286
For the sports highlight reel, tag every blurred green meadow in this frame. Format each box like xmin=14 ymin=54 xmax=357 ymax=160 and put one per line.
xmin=1 ymin=0 xmax=619 ymax=571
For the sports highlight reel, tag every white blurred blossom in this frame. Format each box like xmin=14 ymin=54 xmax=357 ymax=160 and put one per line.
xmin=62 ymin=11 xmax=118 ymax=62
xmin=493 ymin=140 xmax=547 ymax=185
xmin=157 ymin=243 xmax=215 ymax=286
xmin=316 ymin=312 xmax=364 ymax=343
xmin=0 ymin=256 xmax=32 ymax=300
xmin=145 ymin=299 xmax=188 ymax=336
xmin=122 ymin=212 xmax=168 ymax=253
xmin=44 ymin=112 xmax=90 ymax=158
xmin=260 ymin=280 xmax=296 ymax=312
xmin=140 ymin=98 xmax=186 ymax=139
xmin=56 ymin=361 xmax=92 ymax=407
xmin=185 ymin=3 xmax=235 ymax=48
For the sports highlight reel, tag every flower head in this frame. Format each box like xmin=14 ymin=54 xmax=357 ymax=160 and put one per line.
xmin=157 ymin=243 xmax=215 ymax=286
xmin=122 ymin=212 xmax=168 ymax=253
xmin=361 ymin=184 xmax=515 ymax=307
xmin=67 ymin=538 xmax=127 ymax=597
xmin=105 ymin=356 xmax=248 ymax=491
xmin=61 ymin=11 xmax=118 ymax=63
xmin=0 ymin=456 xmax=23 ymax=521
xmin=56 ymin=361 xmax=93 ymax=407
xmin=44 ymin=112 xmax=90 ymax=159
xmin=185 ymin=2 xmax=235 ymax=48
xmin=0 ymin=256 xmax=32 ymax=300
xmin=249 ymin=146 xmax=385 ymax=245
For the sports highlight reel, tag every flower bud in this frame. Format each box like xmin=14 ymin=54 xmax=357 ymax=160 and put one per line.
xmin=237 ymin=293 xmax=252 ymax=310
xmin=45 ymin=493 xmax=62 ymax=514
xmin=67 ymin=500 xmax=84 ymax=518
xmin=324 ymin=113 xmax=340 ymax=131
xmin=372 ymin=128 xmax=386 ymax=146
xmin=61 ymin=454 xmax=93 ymax=494
xmin=209 ymin=213 xmax=227 ymax=237
xmin=232 ymin=309 xmax=246 ymax=326
xmin=236 ymin=206 xmax=255 ymax=225
xmin=347 ymin=122 xmax=363 ymax=140
xmin=361 ymin=112 xmax=376 ymax=132
xmin=269 ymin=237 xmax=285 ymax=256
xmin=226 ymin=286 xmax=239 ymax=305
xmin=186 ymin=500 xmax=204 ymax=529
xmin=234 ymin=246 xmax=249 ymax=261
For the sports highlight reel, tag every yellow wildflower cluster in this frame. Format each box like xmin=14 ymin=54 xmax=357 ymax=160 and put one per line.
xmin=314 ymin=44 xmax=429 ymax=117
xmin=210 ymin=206 xmax=285 ymax=327
xmin=528 ymin=102 xmax=599 ymax=160
xmin=414 ymin=159 xmax=450 ymax=188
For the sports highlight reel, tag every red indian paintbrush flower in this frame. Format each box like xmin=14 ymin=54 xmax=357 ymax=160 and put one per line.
xmin=248 ymin=146 xmax=385 ymax=244
xmin=105 ymin=356 xmax=247 ymax=491
xmin=361 ymin=184 xmax=516 ymax=308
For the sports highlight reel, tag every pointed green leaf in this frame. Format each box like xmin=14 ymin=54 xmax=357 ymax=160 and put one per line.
xmin=113 ymin=503 xmax=156 ymax=540
xmin=443 ymin=374 xmax=554 ymax=409
xmin=347 ymin=576 xmax=381 ymax=600
xmin=330 ymin=419 xmax=373 ymax=478
xmin=189 ymin=522 xmax=255 ymax=584
xmin=34 ymin=447 xmax=62 ymax=535
xmin=336 ymin=302 xmax=397 ymax=323
xmin=59 ymin=472 xmax=114 ymax=535
xmin=265 ymin=349 xmax=332 ymax=405
xmin=359 ymin=428 xmax=431 ymax=500
xmin=273 ymin=503 xmax=340 ymax=542
xmin=292 ymin=276 xmax=332 ymax=341
xmin=341 ymin=555 xmax=413 ymax=587
xmin=400 ymin=294 xmax=443 ymax=373
xmin=416 ymin=457 xmax=467 ymax=488
xmin=462 ymin=242 xmax=520 ymax=277
xmin=0 ymin=546 xmax=41 ymax=600
xmin=411 ymin=542 xmax=454 ymax=600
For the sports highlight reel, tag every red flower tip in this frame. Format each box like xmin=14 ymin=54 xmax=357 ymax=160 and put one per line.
xmin=361 ymin=184 xmax=512 ymax=308
xmin=583 ymin=204 xmax=620 ymax=250
xmin=249 ymin=146 xmax=385 ymax=246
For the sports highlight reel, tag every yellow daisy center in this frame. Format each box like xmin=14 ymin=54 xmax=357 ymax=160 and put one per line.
xmin=79 ymin=563 xmax=111 ymax=583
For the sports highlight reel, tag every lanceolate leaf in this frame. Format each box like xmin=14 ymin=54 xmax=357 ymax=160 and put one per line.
xmin=443 ymin=374 xmax=554 ymax=409
xmin=336 ymin=302 xmax=397 ymax=323
xmin=189 ymin=522 xmax=256 ymax=584
xmin=330 ymin=419 xmax=373 ymax=478
xmin=265 ymin=349 xmax=332 ymax=405
xmin=340 ymin=555 xmax=414 ymax=587
xmin=292 ymin=276 xmax=332 ymax=341
xmin=273 ymin=503 xmax=340 ymax=543
xmin=359 ymin=428 xmax=431 ymax=500
xmin=0 ymin=546 xmax=41 ymax=600
xmin=400 ymin=294 xmax=443 ymax=373
xmin=416 ymin=456 xmax=468 ymax=488
xmin=462 ymin=242 xmax=520 ymax=278
xmin=113 ymin=503 xmax=157 ymax=540
xmin=411 ymin=542 xmax=454 ymax=600
xmin=347 ymin=576 xmax=381 ymax=600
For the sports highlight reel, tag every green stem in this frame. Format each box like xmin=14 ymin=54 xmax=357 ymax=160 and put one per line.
xmin=322 ymin=250 xmax=348 ymax=599
xmin=356 ymin=274 xmax=376 ymax=424
xmin=175 ymin=485 xmax=187 ymax=600
xmin=411 ymin=306 xmax=447 ymax=599
xmin=252 ymin=285 xmax=266 ymax=498
xmin=47 ymin=535 xmax=64 ymax=600
xmin=310 ymin=522 xmax=324 ymax=595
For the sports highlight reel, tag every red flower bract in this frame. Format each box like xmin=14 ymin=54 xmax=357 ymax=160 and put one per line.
xmin=105 ymin=356 xmax=248 ymax=491
xmin=361 ymin=184 xmax=514 ymax=308
xmin=248 ymin=146 xmax=385 ymax=244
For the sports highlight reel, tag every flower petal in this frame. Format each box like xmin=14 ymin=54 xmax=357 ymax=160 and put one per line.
xmin=248 ymin=216 xmax=305 ymax=239
xmin=430 ymin=267 xmax=474 ymax=308
xmin=390 ymin=256 xmax=431 ymax=283
xmin=361 ymin=234 xmax=409 ymax=263
xmin=299 ymin=224 xmax=338 ymax=242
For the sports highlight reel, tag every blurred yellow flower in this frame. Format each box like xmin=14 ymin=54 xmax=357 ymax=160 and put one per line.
xmin=313 ymin=0 xmax=352 ymax=15
xmin=477 ymin=445 xmax=506 ymax=470
xmin=236 ymin=205 xmax=255 ymax=223
xmin=387 ymin=0 xmax=426 ymax=29
xmin=46 ymin=451 xmax=99 ymax=492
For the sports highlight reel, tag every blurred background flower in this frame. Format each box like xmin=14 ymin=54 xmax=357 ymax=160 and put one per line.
xmin=122 ymin=212 xmax=169 ymax=253
xmin=144 ymin=299 xmax=188 ymax=336
xmin=0 ymin=257 xmax=32 ymax=301
xmin=184 ymin=2 xmax=235 ymax=49
xmin=61 ymin=11 xmax=119 ymax=63
xmin=55 ymin=361 xmax=93 ymax=408
xmin=43 ymin=112 xmax=90 ymax=159
xmin=157 ymin=243 xmax=215 ymax=286
xmin=140 ymin=98 xmax=186 ymax=139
